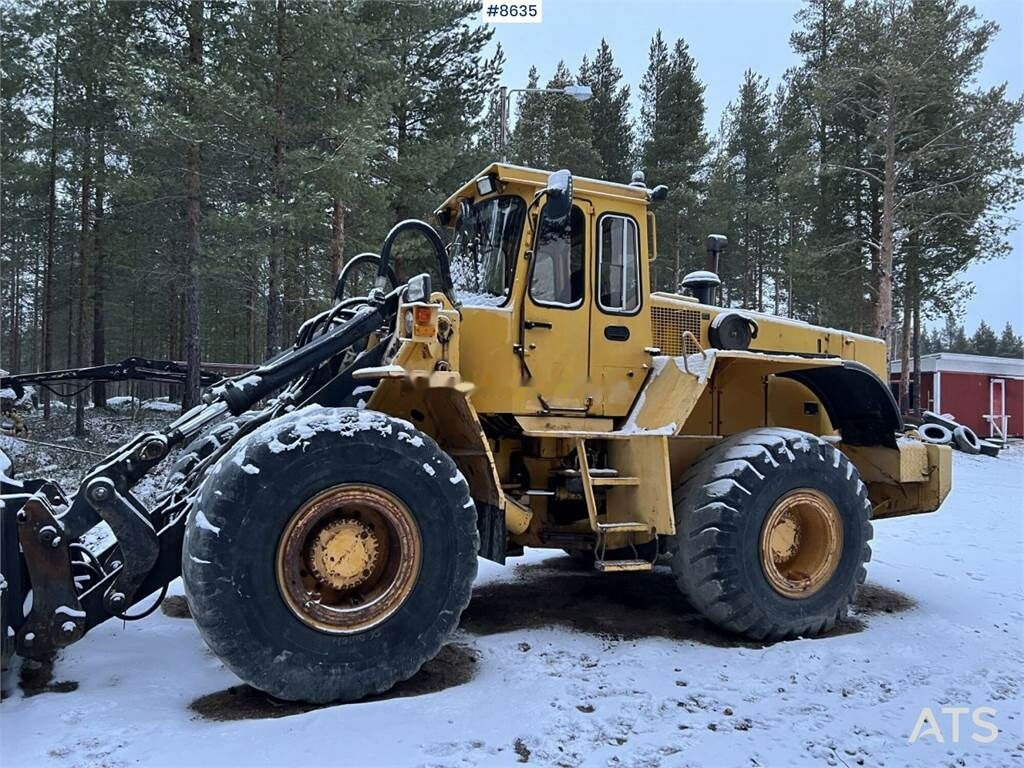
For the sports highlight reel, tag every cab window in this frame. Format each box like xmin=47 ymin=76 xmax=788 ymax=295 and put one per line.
xmin=530 ymin=205 xmax=585 ymax=307
xmin=451 ymin=195 xmax=526 ymax=304
xmin=597 ymin=214 xmax=640 ymax=313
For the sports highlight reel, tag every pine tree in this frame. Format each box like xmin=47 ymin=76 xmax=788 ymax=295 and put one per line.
xmin=579 ymin=39 xmax=633 ymax=182
xmin=639 ymin=35 xmax=708 ymax=290
xmin=509 ymin=65 xmax=548 ymax=168
xmin=544 ymin=60 xmax=601 ymax=176
xmin=722 ymin=71 xmax=775 ymax=310
xmin=370 ymin=0 xmax=496 ymax=223
xmin=941 ymin=315 xmax=971 ymax=353
xmin=996 ymin=322 xmax=1023 ymax=358
xmin=637 ymin=30 xmax=668 ymax=160
xmin=475 ymin=44 xmax=507 ymax=160
xmin=971 ymin=320 xmax=999 ymax=356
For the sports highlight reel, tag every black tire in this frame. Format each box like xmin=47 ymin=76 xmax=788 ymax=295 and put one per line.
xmin=952 ymin=425 xmax=981 ymax=455
xmin=182 ymin=406 xmax=479 ymax=703
xmin=919 ymin=423 xmax=953 ymax=445
xmin=923 ymin=410 xmax=959 ymax=430
xmin=165 ymin=413 xmax=257 ymax=487
xmin=979 ymin=440 xmax=1001 ymax=458
xmin=670 ymin=428 xmax=873 ymax=641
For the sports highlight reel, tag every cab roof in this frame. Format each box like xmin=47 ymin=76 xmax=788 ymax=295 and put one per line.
xmin=434 ymin=162 xmax=653 ymax=223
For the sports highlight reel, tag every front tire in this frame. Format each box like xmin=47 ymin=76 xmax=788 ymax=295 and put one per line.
xmin=671 ymin=428 xmax=872 ymax=641
xmin=182 ymin=406 xmax=478 ymax=703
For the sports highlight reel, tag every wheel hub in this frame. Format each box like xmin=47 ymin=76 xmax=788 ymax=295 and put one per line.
xmin=308 ymin=519 xmax=380 ymax=591
xmin=759 ymin=489 xmax=842 ymax=599
xmin=276 ymin=484 xmax=422 ymax=634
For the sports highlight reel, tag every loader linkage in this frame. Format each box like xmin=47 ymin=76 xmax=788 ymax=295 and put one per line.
xmin=2 ymin=219 xmax=452 ymax=667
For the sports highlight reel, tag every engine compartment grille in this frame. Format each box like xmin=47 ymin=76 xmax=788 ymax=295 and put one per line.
xmin=651 ymin=306 xmax=703 ymax=356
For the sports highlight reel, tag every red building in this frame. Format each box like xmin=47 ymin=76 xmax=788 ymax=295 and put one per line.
xmin=889 ymin=353 xmax=1024 ymax=439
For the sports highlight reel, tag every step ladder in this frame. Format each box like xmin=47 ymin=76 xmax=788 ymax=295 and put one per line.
xmin=575 ymin=439 xmax=655 ymax=573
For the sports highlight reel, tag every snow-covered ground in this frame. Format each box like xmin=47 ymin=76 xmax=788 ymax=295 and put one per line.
xmin=2 ymin=444 xmax=1022 ymax=767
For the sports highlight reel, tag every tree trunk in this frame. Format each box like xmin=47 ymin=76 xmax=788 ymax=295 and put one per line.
xmin=75 ymin=132 xmax=93 ymax=437
xmin=91 ymin=131 xmax=107 ymax=408
xmin=875 ymin=106 xmax=896 ymax=347
xmin=266 ymin=0 xmax=287 ymax=356
xmin=182 ymin=0 xmax=204 ymax=409
xmin=912 ymin=270 xmax=922 ymax=416
xmin=898 ymin=276 xmax=912 ymax=414
xmin=32 ymin=218 xmax=40 ymax=373
xmin=329 ymin=197 xmax=346 ymax=291
xmin=41 ymin=23 xmax=61 ymax=419
xmin=247 ymin=278 xmax=257 ymax=364
xmin=8 ymin=242 xmax=21 ymax=374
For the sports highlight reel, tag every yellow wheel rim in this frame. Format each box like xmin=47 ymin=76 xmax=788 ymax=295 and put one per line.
xmin=276 ymin=484 xmax=421 ymax=634
xmin=759 ymin=489 xmax=843 ymax=599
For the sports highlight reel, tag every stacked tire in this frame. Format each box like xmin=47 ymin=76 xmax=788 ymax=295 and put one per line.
xmin=919 ymin=410 xmax=1000 ymax=457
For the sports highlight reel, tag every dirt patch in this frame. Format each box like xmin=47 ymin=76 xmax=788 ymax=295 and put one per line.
xmin=189 ymin=642 xmax=479 ymax=721
xmin=160 ymin=595 xmax=192 ymax=619
xmin=460 ymin=556 xmax=914 ymax=647
xmin=855 ymin=583 xmax=917 ymax=615
xmin=15 ymin=655 xmax=79 ymax=698
xmin=461 ymin=559 xmax=762 ymax=648
xmin=513 ymin=738 xmax=531 ymax=762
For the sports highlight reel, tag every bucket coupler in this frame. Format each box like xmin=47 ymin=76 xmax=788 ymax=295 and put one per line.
xmin=1 ymin=283 xmax=405 ymax=663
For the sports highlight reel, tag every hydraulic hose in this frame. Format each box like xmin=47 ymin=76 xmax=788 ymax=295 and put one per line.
xmin=217 ymin=301 xmax=389 ymax=416
xmin=376 ymin=219 xmax=457 ymax=305
xmin=334 ymin=252 xmax=397 ymax=303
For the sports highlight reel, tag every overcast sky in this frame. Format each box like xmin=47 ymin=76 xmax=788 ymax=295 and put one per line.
xmin=488 ymin=0 xmax=1023 ymax=335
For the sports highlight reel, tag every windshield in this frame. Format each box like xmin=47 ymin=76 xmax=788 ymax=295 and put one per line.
xmin=450 ymin=195 xmax=526 ymax=306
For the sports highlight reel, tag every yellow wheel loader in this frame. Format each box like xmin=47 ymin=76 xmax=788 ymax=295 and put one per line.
xmin=0 ymin=164 xmax=951 ymax=703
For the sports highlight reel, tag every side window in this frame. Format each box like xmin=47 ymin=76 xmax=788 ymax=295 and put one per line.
xmin=530 ymin=205 xmax=585 ymax=307
xmin=598 ymin=214 xmax=640 ymax=313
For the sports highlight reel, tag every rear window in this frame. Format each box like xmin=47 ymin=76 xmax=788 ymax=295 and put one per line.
xmin=597 ymin=214 xmax=640 ymax=313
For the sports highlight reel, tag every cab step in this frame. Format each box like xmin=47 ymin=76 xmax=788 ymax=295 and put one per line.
xmin=596 ymin=521 xmax=652 ymax=534
xmin=594 ymin=559 xmax=653 ymax=573
xmin=591 ymin=476 xmax=640 ymax=486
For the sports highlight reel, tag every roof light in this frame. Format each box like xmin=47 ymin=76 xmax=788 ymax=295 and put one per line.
xmin=476 ymin=174 xmax=497 ymax=197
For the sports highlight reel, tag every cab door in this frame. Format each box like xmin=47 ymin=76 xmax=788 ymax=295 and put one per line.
xmin=519 ymin=202 xmax=593 ymax=413
xmin=588 ymin=211 xmax=652 ymax=416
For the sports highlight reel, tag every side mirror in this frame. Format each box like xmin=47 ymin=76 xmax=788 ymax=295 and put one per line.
xmin=543 ymin=169 xmax=573 ymax=222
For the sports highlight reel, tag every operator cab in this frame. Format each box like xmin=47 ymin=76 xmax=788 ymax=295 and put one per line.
xmin=435 ymin=163 xmax=659 ymax=418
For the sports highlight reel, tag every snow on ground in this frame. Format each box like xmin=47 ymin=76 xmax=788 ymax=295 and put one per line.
xmin=1 ymin=443 xmax=1022 ymax=767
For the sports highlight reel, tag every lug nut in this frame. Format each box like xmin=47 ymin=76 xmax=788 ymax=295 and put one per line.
xmin=89 ymin=483 xmax=111 ymax=502
xmin=15 ymin=510 xmax=27 ymax=523
xmin=60 ymin=621 xmax=78 ymax=638
xmin=108 ymin=592 xmax=126 ymax=608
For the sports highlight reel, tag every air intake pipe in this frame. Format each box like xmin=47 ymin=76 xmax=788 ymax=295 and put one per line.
xmin=680 ymin=234 xmax=727 ymax=305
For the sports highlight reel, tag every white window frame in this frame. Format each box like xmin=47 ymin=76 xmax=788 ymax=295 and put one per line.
xmin=987 ymin=378 xmax=1008 ymax=439
xmin=596 ymin=213 xmax=641 ymax=315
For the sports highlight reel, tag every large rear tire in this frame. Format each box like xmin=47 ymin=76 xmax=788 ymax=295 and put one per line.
xmin=670 ymin=428 xmax=872 ymax=641
xmin=182 ymin=406 xmax=478 ymax=703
